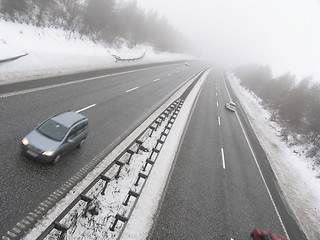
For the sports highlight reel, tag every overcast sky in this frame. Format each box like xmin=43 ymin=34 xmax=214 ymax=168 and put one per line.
xmin=137 ymin=0 xmax=320 ymax=80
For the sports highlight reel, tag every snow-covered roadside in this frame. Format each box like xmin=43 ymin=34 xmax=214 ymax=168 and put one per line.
xmin=0 ymin=21 xmax=192 ymax=85
xmin=227 ymin=73 xmax=320 ymax=240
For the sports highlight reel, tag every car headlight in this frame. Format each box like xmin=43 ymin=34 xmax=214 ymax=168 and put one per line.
xmin=42 ymin=151 xmax=55 ymax=156
xmin=22 ymin=138 xmax=29 ymax=146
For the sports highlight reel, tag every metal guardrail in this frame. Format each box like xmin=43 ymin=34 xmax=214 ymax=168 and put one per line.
xmin=0 ymin=53 xmax=29 ymax=63
xmin=111 ymin=52 xmax=146 ymax=62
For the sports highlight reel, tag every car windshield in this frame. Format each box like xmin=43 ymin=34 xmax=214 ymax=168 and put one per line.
xmin=37 ymin=119 xmax=68 ymax=141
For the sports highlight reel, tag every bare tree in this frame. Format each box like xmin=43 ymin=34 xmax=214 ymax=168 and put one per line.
xmin=0 ymin=0 xmax=31 ymax=22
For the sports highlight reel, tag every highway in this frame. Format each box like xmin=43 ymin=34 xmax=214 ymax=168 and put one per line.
xmin=0 ymin=63 xmax=307 ymax=240
xmin=0 ymin=61 xmax=207 ymax=237
xmin=149 ymin=70 xmax=307 ymax=240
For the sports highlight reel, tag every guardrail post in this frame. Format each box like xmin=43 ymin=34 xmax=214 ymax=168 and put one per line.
xmin=154 ymin=119 xmax=161 ymax=130
xmin=100 ymin=175 xmax=111 ymax=195
xmin=148 ymin=147 xmax=160 ymax=161
xmin=155 ymin=139 xmax=164 ymax=149
xmin=109 ymin=214 xmax=128 ymax=231
xmin=126 ymin=149 xmax=135 ymax=164
xmin=115 ymin=160 xmax=124 ymax=179
xmin=123 ymin=190 xmax=140 ymax=206
xmin=135 ymin=139 xmax=143 ymax=153
xmin=165 ymin=125 xmax=172 ymax=131
xmin=134 ymin=172 xmax=148 ymax=186
xmin=160 ymin=131 xmax=168 ymax=139
xmin=149 ymin=125 xmax=156 ymax=137
xmin=142 ymin=158 xmax=154 ymax=171
xmin=80 ymin=194 xmax=93 ymax=217
xmin=159 ymin=115 xmax=166 ymax=124
xmin=54 ymin=221 xmax=68 ymax=240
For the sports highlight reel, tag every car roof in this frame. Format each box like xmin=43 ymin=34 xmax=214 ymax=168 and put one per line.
xmin=51 ymin=111 xmax=87 ymax=128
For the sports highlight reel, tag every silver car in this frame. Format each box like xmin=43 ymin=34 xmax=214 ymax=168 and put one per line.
xmin=225 ymin=101 xmax=236 ymax=112
xmin=21 ymin=111 xmax=88 ymax=164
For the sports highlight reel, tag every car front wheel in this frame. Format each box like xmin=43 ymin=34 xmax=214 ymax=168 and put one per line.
xmin=77 ymin=139 xmax=85 ymax=148
xmin=52 ymin=154 xmax=61 ymax=164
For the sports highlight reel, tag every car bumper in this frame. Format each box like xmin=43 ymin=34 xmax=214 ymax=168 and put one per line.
xmin=21 ymin=145 xmax=54 ymax=163
xmin=225 ymin=106 xmax=235 ymax=111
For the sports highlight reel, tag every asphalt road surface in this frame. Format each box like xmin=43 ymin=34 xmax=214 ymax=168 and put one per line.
xmin=149 ymin=70 xmax=307 ymax=240
xmin=0 ymin=61 xmax=208 ymax=237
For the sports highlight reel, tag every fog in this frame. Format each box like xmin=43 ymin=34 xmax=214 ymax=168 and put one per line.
xmin=138 ymin=0 xmax=320 ymax=80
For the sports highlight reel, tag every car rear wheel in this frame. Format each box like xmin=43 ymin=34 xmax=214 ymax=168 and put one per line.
xmin=52 ymin=154 xmax=61 ymax=164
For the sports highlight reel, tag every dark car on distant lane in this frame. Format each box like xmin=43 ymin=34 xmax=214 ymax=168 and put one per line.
xmin=21 ymin=111 xmax=88 ymax=164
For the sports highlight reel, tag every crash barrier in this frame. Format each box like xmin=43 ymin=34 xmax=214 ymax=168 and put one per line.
xmin=0 ymin=53 xmax=29 ymax=63
xmin=34 ymin=98 xmax=184 ymax=240
xmin=111 ymin=52 xmax=146 ymax=62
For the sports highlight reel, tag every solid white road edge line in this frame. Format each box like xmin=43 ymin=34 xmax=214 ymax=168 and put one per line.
xmin=76 ymin=104 xmax=96 ymax=113
xmin=222 ymin=73 xmax=290 ymax=239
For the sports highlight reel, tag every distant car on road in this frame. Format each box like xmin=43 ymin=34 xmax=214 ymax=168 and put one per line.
xmin=184 ymin=62 xmax=190 ymax=67
xmin=21 ymin=111 xmax=88 ymax=164
xmin=225 ymin=100 xmax=236 ymax=112
xmin=250 ymin=228 xmax=288 ymax=240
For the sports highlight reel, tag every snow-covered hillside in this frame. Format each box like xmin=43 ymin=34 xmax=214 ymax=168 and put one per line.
xmin=0 ymin=20 xmax=191 ymax=85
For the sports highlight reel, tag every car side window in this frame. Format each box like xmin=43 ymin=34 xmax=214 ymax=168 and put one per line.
xmin=67 ymin=128 xmax=78 ymax=140
xmin=77 ymin=122 xmax=88 ymax=135
xmin=67 ymin=121 xmax=88 ymax=140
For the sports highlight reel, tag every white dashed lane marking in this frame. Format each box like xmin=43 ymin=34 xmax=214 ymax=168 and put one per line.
xmin=221 ymin=148 xmax=226 ymax=169
xmin=126 ymin=86 xmax=139 ymax=93
xmin=76 ymin=104 xmax=96 ymax=113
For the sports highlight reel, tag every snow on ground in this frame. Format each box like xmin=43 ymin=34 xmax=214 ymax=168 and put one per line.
xmin=0 ymin=20 xmax=192 ymax=85
xmin=227 ymin=73 xmax=320 ymax=240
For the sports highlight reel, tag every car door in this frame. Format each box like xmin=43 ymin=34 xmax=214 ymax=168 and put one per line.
xmin=60 ymin=126 xmax=79 ymax=154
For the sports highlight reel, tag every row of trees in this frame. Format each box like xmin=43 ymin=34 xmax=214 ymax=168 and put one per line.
xmin=0 ymin=0 xmax=188 ymax=52
xmin=235 ymin=65 xmax=320 ymax=158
